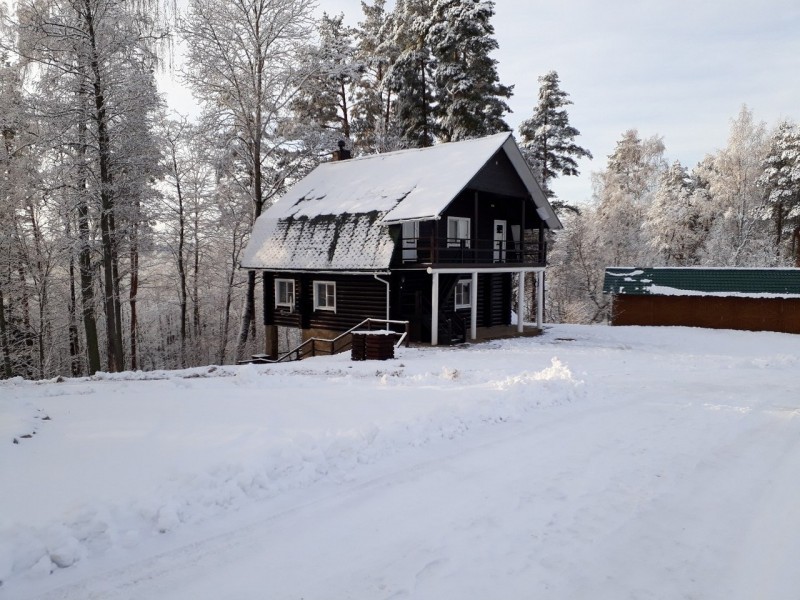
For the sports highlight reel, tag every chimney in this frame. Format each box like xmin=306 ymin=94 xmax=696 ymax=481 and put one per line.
xmin=332 ymin=140 xmax=351 ymax=161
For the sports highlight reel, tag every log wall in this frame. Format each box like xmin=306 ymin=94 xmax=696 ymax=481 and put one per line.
xmin=611 ymin=295 xmax=800 ymax=334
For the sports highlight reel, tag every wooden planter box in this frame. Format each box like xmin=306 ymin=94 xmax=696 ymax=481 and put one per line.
xmin=351 ymin=331 xmax=398 ymax=361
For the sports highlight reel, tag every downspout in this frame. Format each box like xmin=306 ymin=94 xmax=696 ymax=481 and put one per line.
xmin=374 ymin=274 xmax=391 ymax=329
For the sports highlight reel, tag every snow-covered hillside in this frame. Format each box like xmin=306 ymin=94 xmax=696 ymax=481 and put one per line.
xmin=3 ymin=324 xmax=800 ymax=600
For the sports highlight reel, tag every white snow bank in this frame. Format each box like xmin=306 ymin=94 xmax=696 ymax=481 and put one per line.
xmin=1 ymin=348 xmax=582 ymax=587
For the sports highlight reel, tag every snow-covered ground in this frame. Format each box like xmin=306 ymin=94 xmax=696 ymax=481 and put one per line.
xmin=2 ymin=324 xmax=800 ymax=600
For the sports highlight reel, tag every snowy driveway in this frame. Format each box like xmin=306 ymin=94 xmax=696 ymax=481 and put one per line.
xmin=3 ymin=325 xmax=800 ymax=599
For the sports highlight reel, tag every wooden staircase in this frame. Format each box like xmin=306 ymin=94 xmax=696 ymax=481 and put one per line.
xmin=240 ymin=319 xmax=410 ymax=364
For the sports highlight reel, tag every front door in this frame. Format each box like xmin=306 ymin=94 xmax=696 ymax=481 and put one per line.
xmin=493 ymin=219 xmax=507 ymax=262
xmin=402 ymin=221 xmax=419 ymax=262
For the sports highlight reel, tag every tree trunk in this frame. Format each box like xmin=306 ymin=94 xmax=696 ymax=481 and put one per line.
xmin=172 ymin=149 xmax=188 ymax=368
xmin=86 ymin=0 xmax=124 ymax=372
xmin=77 ymin=91 xmax=101 ymax=375
xmin=793 ymin=226 xmax=800 ymax=267
xmin=77 ymin=183 xmax=101 ymax=375
xmin=129 ymin=215 xmax=140 ymax=371
xmin=218 ymin=260 xmax=237 ymax=365
xmin=68 ymin=253 xmax=81 ymax=377
xmin=235 ymin=269 xmax=257 ymax=362
xmin=0 ymin=285 xmax=12 ymax=379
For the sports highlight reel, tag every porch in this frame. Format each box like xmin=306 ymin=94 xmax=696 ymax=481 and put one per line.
xmin=428 ymin=267 xmax=545 ymax=346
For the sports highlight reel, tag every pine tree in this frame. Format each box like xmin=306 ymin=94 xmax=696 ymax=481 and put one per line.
xmin=758 ymin=119 xmax=800 ymax=253
xmin=645 ymin=160 xmax=705 ymax=265
xmin=427 ymin=0 xmax=512 ymax=142
xmin=291 ymin=13 xmax=362 ymax=154
xmin=381 ymin=0 xmax=435 ymax=147
xmin=518 ymin=71 xmax=592 ymax=213
xmin=594 ymin=129 xmax=666 ymax=267
xmin=351 ymin=0 xmax=399 ymax=153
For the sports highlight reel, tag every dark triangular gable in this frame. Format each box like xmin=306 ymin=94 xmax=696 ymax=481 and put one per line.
xmin=466 ymin=149 xmax=530 ymax=198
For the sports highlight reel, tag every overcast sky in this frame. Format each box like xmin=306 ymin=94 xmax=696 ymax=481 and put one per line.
xmin=163 ymin=0 xmax=800 ymax=206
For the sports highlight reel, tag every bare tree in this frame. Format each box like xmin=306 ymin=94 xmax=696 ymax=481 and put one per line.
xmin=181 ymin=0 xmax=316 ymax=362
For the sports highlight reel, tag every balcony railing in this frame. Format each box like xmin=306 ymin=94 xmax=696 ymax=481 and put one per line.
xmin=400 ymin=237 xmax=547 ymax=266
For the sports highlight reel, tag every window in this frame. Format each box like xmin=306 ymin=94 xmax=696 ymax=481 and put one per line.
xmin=313 ymin=281 xmax=336 ymax=312
xmin=454 ymin=279 xmax=472 ymax=309
xmin=275 ymin=279 xmax=295 ymax=309
xmin=447 ymin=216 xmax=471 ymax=248
xmin=402 ymin=221 xmax=420 ymax=262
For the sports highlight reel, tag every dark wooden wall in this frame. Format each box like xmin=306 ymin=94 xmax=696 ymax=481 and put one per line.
xmin=264 ymin=273 xmax=387 ymax=331
xmin=265 ymin=269 xmax=514 ymax=341
xmin=611 ymin=295 xmax=800 ymax=334
xmin=393 ymin=270 xmax=512 ymax=341
xmin=467 ymin=149 xmax=529 ymax=198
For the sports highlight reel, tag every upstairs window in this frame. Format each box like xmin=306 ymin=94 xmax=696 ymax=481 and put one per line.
xmin=275 ymin=279 xmax=295 ymax=309
xmin=447 ymin=216 xmax=471 ymax=248
xmin=313 ymin=281 xmax=336 ymax=312
xmin=454 ymin=279 xmax=472 ymax=309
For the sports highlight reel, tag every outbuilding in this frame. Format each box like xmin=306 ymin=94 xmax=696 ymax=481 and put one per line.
xmin=603 ymin=267 xmax=800 ymax=334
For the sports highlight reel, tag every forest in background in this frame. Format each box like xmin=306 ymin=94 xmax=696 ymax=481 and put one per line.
xmin=1 ymin=0 xmax=798 ymax=379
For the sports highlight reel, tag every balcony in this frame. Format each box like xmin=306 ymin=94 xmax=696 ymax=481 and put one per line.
xmin=398 ymin=236 xmax=547 ymax=268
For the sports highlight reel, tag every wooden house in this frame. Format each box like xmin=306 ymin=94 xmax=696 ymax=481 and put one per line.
xmin=603 ymin=267 xmax=800 ymax=334
xmin=240 ymin=132 xmax=562 ymax=356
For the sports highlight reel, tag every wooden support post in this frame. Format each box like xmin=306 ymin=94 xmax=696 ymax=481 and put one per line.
xmin=536 ymin=270 xmax=544 ymax=328
xmin=431 ymin=272 xmax=439 ymax=346
xmin=471 ymin=271 xmax=478 ymax=340
xmin=265 ymin=325 xmax=279 ymax=359
xmin=517 ymin=271 xmax=525 ymax=333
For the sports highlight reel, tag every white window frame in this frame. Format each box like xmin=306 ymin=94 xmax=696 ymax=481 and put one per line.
xmin=313 ymin=280 xmax=336 ymax=312
xmin=275 ymin=278 xmax=295 ymax=310
xmin=402 ymin=220 xmax=420 ymax=262
xmin=447 ymin=216 xmax=471 ymax=248
xmin=454 ymin=279 xmax=472 ymax=309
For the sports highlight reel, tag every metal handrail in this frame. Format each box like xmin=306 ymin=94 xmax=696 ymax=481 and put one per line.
xmin=401 ymin=236 xmax=547 ymax=265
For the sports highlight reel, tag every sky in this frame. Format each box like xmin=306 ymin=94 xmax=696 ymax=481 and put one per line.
xmin=162 ymin=0 xmax=800 ymax=206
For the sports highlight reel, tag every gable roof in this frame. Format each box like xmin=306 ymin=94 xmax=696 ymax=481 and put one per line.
xmin=603 ymin=267 xmax=800 ymax=299
xmin=240 ymin=133 xmax=560 ymax=271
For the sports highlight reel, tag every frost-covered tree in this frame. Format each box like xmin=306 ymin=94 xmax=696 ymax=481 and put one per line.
xmin=545 ymin=210 xmax=609 ymax=324
xmin=351 ymin=0 xmax=402 ymax=153
xmin=381 ymin=0 xmax=435 ymax=147
xmin=594 ymin=129 xmax=666 ymax=267
xmin=0 ymin=51 xmax=34 ymax=378
xmin=8 ymin=0 xmax=165 ymax=373
xmin=546 ymin=130 xmax=664 ymax=325
xmin=698 ymin=106 xmax=771 ymax=266
xmin=518 ymin=71 xmax=591 ymax=212
xmin=758 ymin=119 xmax=800 ymax=253
xmin=427 ymin=0 xmax=512 ymax=142
xmin=181 ymin=0 xmax=316 ymax=361
xmin=644 ymin=160 xmax=706 ymax=265
xmin=291 ymin=13 xmax=363 ymax=154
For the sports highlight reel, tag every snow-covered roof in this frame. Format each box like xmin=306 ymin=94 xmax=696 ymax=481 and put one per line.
xmin=240 ymin=213 xmax=394 ymax=272
xmin=603 ymin=267 xmax=800 ymax=299
xmin=241 ymin=133 xmax=560 ymax=271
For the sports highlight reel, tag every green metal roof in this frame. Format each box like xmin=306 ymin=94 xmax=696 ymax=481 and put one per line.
xmin=603 ymin=267 xmax=800 ymax=298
